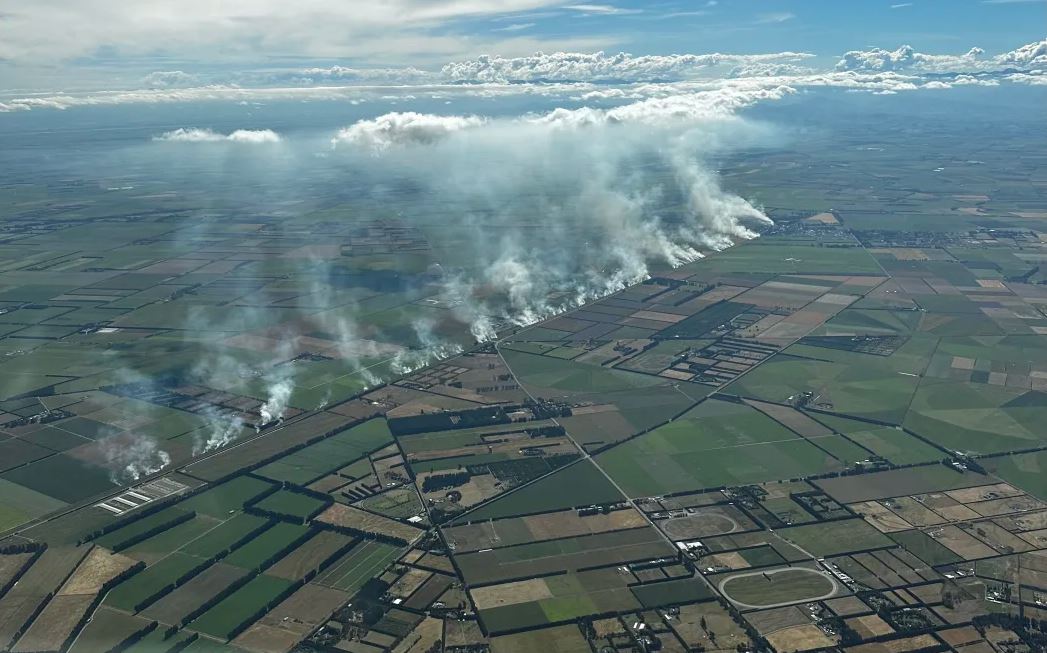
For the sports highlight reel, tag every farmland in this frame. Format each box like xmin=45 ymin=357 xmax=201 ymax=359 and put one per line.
xmin=0 ymin=85 xmax=1044 ymax=653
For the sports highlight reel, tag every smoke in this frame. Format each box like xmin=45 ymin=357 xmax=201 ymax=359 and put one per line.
xmin=97 ymin=433 xmax=172 ymax=484
xmin=194 ymin=406 xmax=245 ymax=455
xmin=390 ymin=319 xmax=465 ymax=375
xmin=256 ymin=338 xmax=297 ymax=429
xmin=330 ymin=90 xmax=774 ymax=340
xmin=154 ymin=128 xmax=282 ymax=143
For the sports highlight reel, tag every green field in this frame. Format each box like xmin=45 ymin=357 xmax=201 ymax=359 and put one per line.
xmin=222 ymin=522 xmax=311 ymax=571
xmin=181 ymin=476 xmax=276 ymax=518
xmin=457 ymin=460 xmax=623 ymax=523
xmin=104 ymin=552 xmax=207 ymax=612
xmin=890 ymin=529 xmax=964 ymax=567
xmin=314 ymin=540 xmax=402 ymax=593
xmin=500 ymin=348 xmax=666 ymax=396
xmin=776 ymin=519 xmax=894 ymax=557
xmin=182 ymin=514 xmax=273 ymax=559
xmin=254 ymin=419 xmax=393 ymax=485
xmin=811 ymin=413 xmax=947 ymax=465
xmin=189 ymin=573 xmax=293 ymax=640
xmin=95 ymin=507 xmax=194 ymax=552
xmin=984 ymin=451 xmax=1047 ymax=500
xmin=595 ymin=399 xmax=842 ymax=496
xmin=252 ymin=490 xmax=327 ymax=521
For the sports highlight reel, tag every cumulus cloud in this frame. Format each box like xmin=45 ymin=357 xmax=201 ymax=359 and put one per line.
xmin=995 ymin=37 xmax=1047 ymax=67
xmin=441 ymin=50 xmax=815 ymax=83
xmin=836 ymin=44 xmax=986 ymax=73
xmin=154 ymin=128 xmax=282 ymax=143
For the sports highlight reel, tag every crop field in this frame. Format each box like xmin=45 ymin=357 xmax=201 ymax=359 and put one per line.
xmin=596 ymin=399 xmax=843 ymax=496
xmin=1 ymin=95 xmax=1045 ymax=653
xmin=776 ymin=519 xmax=894 ymax=558
xmin=314 ymin=540 xmax=402 ymax=594
xmin=189 ymin=574 xmax=293 ymax=641
xmin=221 ymin=522 xmax=311 ymax=571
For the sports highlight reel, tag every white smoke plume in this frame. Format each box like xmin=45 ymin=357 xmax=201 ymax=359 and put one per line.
xmin=390 ymin=319 xmax=465 ymax=375
xmin=330 ymin=89 xmax=775 ymax=340
xmin=97 ymin=433 xmax=172 ymax=483
xmin=194 ymin=406 xmax=245 ymax=455
xmin=154 ymin=128 xmax=282 ymax=143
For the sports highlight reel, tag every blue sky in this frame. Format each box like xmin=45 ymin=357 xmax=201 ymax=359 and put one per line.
xmin=0 ymin=0 xmax=1043 ymax=92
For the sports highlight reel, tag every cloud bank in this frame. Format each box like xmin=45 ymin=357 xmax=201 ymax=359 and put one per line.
xmin=154 ymin=128 xmax=283 ymax=143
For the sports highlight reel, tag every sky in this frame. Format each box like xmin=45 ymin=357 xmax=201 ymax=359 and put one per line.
xmin=0 ymin=0 xmax=1044 ymax=92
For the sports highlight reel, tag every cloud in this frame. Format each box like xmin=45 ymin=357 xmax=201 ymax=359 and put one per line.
xmin=891 ymin=3 xmax=913 ymax=7
xmin=756 ymin=12 xmax=796 ymax=23
xmin=995 ymin=37 xmax=1047 ymax=67
xmin=563 ymin=4 xmax=643 ymax=15
xmin=441 ymin=50 xmax=814 ymax=83
xmin=492 ymin=22 xmax=536 ymax=32
xmin=836 ymin=44 xmax=986 ymax=72
xmin=331 ymin=112 xmax=487 ymax=150
xmin=154 ymin=128 xmax=282 ymax=143
xmin=141 ymin=70 xmax=198 ymax=88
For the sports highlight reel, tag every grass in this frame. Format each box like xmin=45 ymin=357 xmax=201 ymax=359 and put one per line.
xmin=811 ymin=413 xmax=947 ymax=465
xmin=252 ymin=490 xmax=327 ymax=521
xmin=890 ymin=529 xmax=963 ymax=566
xmin=501 ymin=348 xmax=665 ymax=396
xmin=123 ymin=514 xmax=223 ymax=557
xmin=631 ymin=577 xmax=714 ymax=608
xmin=456 ymin=460 xmax=623 ymax=523
xmin=180 ymin=476 xmax=276 ymax=519
xmin=984 ymin=451 xmax=1047 ymax=500
xmin=594 ymin=399 xmax=842 ymax=496
xmin=721 ymin=568 xmax=835 ymax=606
xmin=222 ymin=522 xmax=311 ymax=571
xmin=95 ymin=507 xmax=194 ymax=552
xmin=189 ymin=573 xmax=293 ymax=640
xmin=254 ymin=419 xmax=392 ymax=486
xmin=182 ymin=514 xmax=272 ymax=559
xmin=776 ymin=519 xmax=894 ymax=557
xmin=315 ymin=540 xmax=401 ymax=594
xmin=103 ymin=552 xmax=206 ymax=612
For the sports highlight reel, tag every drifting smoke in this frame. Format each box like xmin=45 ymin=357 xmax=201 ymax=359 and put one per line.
xmin=97 ymin=433 xmax=172 ymax=483
xmin=155 ymin=128 xmax=282 ymax=143
xmin=194 ymin=407 xmax=245 ymax=455
xmin=331 ymin=88 xmax=774 ymax=340
xmin=390 ymin=319 xmax=465 ymax=375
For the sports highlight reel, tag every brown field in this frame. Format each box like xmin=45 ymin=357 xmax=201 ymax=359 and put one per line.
xmin=1002 ymin=510 xmax=1047 ymax=532
xmin=851 ymin=501 xmax=912 ymax=533
xmin=846 ymin=634 xmax=938 ymax=653
xmin=804 ymin=212 xmax=840 ymax=225
xmin=266 ymin=531 xmax=353 ymax=581
xmin=59 ymin=548 xmax=137 ymax=596
xmin=392 ymin=615 xmax=442 ymax=653
xmin=703 ymin=552 xmax=750 ymax=571
xmin=445 ymin=619 xmax=485 ymax=648
xmin=444 ymin=507 xmax=648 ymax=552
xmin=968 ymin=521 xmax=1034 ymax=553
xmin=0 ymin=546 xmax=91 ymax=647
xmin=671 ymin=602 xmax=751 ymax=652
xmin=11 ymin=595 xmax=94 ymax=653
xmin=232 ymin=583 xmax=349 ymax=653
xmin=66 ymin=608 xmax=152 ymax=653
xmin=887 ymin=497 xmax=947 ymax=527
xmin=939 ymin=626 xmax=984 ymax=647
xmin=946 ymin=483 xmax=1022 ymax=504
xmin=471 ymin=578 xmax=552 ymax=610
xmin=141 ymin=563 xmax=247 ymax=624
xmin=931 ymin=526 xmax=998 ymax=560
xmin=490 ymin=624 xmax=591 ymax=653
xmin=0 ymin=554 xmax=33 ymax=591
xmin=968 ymin=495 xmax=1044 ymax=517
xmin=765 ymin=624 xmax=836 ymax=652
xmin=847 ymin=614 xmax=894 ymax=640
xmin=747 ymin=606 xmax=811 ymax=635
xmin=824 ymin=596 xmax=871 ymax=617
xmin=316 ymin=504 xmax=422 ymax=544
xmin=388 ymin=568 xmax=432 ymax=599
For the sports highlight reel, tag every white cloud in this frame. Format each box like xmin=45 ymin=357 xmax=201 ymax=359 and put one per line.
xmin=563 ymin=4 xmax=643 ymax=15
xmin=891 ymin=3 xmax=913 ymax=7
xmin=330 ymin=112 xmax=487 ymax=150
xmin=141 ymin=70 xmax=198 ymax=88
xmin=441 ymin=50 xmax=814 ymax=83
xmin=756 ymin=12 xmax=796 ymax=23
xmin=0 ymin=0 xmax=571 ymax=65
xmin=154 ymin=128 xmax=282 ymax=143
xmin=836 ymin=44 xmax=986 ymax=72
xmin=995 ymin=37 xmax=1047 ymax=67
xmin=493 ymin=23 xmax=536 ymax=32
